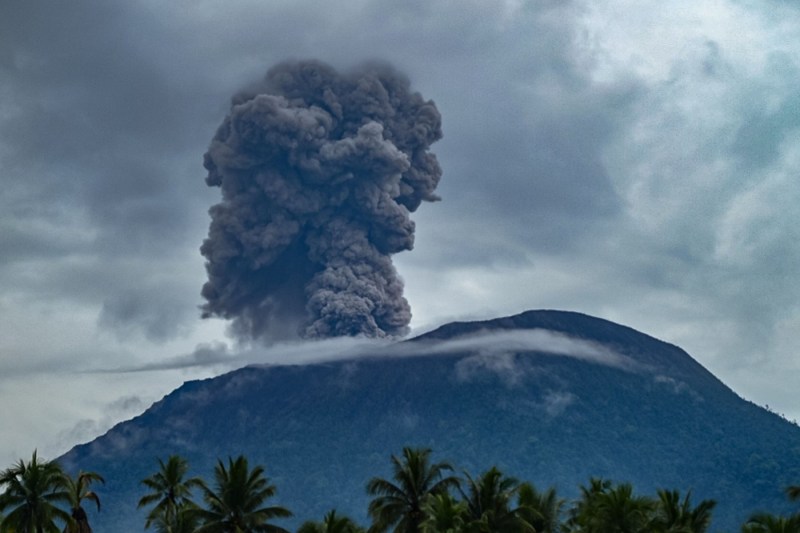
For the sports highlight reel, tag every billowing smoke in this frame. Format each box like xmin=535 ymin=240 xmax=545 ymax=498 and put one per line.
xmin=200 ymin=60 xmax=443 ymax=341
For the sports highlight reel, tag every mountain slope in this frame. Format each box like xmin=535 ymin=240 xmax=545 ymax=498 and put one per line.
xmin=60 ymin=310 xmax=800 ymax=532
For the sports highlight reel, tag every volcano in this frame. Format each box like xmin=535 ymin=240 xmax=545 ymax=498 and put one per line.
xmin=60 ymin=310 xmax=800 ymax=532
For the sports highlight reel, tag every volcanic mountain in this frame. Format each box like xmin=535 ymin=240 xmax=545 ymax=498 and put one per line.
xmin=60 ymin=310 xmax=800 ymax=532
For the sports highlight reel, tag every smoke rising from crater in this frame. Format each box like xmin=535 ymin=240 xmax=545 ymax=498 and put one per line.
xmin=200 ymin=60 xmax=443 ymax=340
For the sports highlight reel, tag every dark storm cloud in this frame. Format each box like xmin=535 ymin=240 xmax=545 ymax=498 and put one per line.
xmin=92 ymin=342 xmax=237 ymax=373
xmin=438 ymin=86 xmax=632 ymax=258
xmin=201 ymin=61 xmax=443 ymax=340
xmin=0 ymin=0 xmax=230 ymax=235
xmin=381 ymin=2 xmax=641 ymax=266
xmin=98 ymin=286 xmax=194 ymax=342
xmin=0 ymin=0 xmax=226 ymax=341
xmin=0 ymin=0 xmax=625 ymax=346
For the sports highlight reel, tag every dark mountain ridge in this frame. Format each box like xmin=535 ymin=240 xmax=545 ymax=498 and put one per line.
xmin=60 ymin=309 xmax=800 ymax=532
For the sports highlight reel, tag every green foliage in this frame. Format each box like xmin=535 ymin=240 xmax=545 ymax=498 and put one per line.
xmin=739 ymin=487 xmax=800 ymax=533
xmin=138 ymin=455 xmax=204 ymax=532
xmin=421 ymin=493 xmax=467 ymax=533
xmin=366 ymin=447 xmax=459 ymax=533
xmin=651 ymin=489 xmax=716 ymax=533
xmin=193 ymin=455 xmax=292 ymax=533
xmin=564 ymin=479 xmax=655 ymax=533
xmin=150 ymin=506 xmax=202 ymax=533
xmin=516 ymin=483 xmax=564 ymax=533
xmin=564 ymin=478 xmax=612 ymax=532
xmin=590 ymin=482 xmax=654 ymax=533
xmin=5 ymin=446 xmax=800 ymax=533
xmin=0 ymin=450 xmax=73 ymax=533
xmin=742 ymin=513 xmax=800 ymax=533
xmin=297 ymin=510 xmax=365 ymax=533
xmin=457 ymin=467 xmax=534 ymax=532
xmin=62 ymin=469 xmax=105 ymax=533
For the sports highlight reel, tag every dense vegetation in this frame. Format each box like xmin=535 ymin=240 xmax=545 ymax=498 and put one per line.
xmin=2 ymin=447 xmax=799 ymax=533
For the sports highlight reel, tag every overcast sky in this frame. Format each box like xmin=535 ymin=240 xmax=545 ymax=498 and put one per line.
xmin=2 ymin=0 xmax=800 ymax=466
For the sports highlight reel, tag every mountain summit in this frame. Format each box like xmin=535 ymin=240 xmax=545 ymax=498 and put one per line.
xmin=60 ymin=310 xmax=800 ymax=531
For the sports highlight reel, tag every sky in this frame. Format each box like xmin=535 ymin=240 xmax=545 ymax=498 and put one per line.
xmin=1 ymin=0 xmax=800 ymax=466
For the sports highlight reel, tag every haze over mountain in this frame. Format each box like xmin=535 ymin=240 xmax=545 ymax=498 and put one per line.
xmin=60 ymin=310 xmax=800 ymax=532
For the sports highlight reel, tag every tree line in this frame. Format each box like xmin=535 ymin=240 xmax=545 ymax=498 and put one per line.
xmin=1 ymin=447 xmax=799 ymax=533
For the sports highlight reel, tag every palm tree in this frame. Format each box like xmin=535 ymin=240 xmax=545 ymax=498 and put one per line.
xmin=366 ymin=447 xmax=459 ymax=533
xmin=138 ymin=455 xmax=204 ymax=532
xmin=458 ymin=467 xmax=534 ymax=532
xmin=652 ymin=489 xmax=715 ymax=533
xmin=298 ymin=509 xmax=365 ymax=533
xmin=742 ymin=513 xmax=800 ymax=533
xmin=0 ymin=450 xmax=73 ymax=533
xmin=564 ymin=477 xmax=613 ymax=532
xmin=585 ymin=482 xmax=654 ymax=533
xmin=421 ymin=493 xmax=467 ymax=533
xmin=194 ymin=455 xmax=292 ymax=533
xmin=62 ymin=470 xmax=104 ymax=533
xmin=517 ymin=483 xmax=564 ymax=533
xmin=148 ymin=505 xmax=203 ymax=533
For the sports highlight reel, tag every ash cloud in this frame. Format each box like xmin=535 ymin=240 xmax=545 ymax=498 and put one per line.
xmin=200 ymin=60 xmax=443 ymax=340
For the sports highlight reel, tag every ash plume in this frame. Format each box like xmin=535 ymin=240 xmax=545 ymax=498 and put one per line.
xmin=200 ymin=60 xmax=443 ymax=340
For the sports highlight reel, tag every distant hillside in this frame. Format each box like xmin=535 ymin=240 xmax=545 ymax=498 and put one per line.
xmin=60 ymin=309 xmax=800 ymax=532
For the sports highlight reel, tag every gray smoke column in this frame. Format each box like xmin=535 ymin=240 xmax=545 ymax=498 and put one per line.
xmin=200 ymin=60 xmax=443 ymax=340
